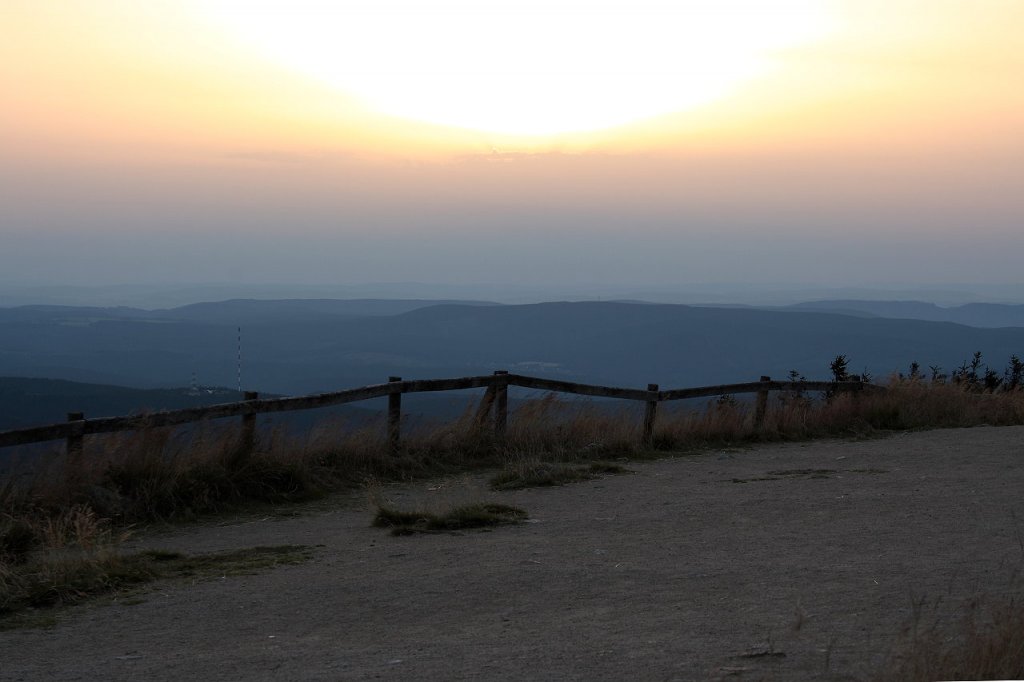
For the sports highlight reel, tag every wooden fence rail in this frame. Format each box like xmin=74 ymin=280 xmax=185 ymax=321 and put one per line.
xmin=0 ymin=372 xmax=877 ymax=455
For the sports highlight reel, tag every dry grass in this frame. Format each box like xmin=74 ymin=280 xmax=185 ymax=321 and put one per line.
xmin=372 ymin=502 xmax=528 ymax=536
xmin=875 ymin=591 xmax=1024 ymax=681
xmin=1 ymin=378 xmax=1023 ymax=621
xmin=489 ymin=459 xmax=631 ymax=491
xmin=0 ymin=540 xmax=315 ymax=624
xmin=0 ymin=505 xmax=141 ymax=615
xmin=2 ymin=380 xmax=1022 ymax=531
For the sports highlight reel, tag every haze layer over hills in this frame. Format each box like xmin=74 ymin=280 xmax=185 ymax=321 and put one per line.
xmin=782 ymin=300 xmax=1024 ymax=328
xmin=2 ymin=299 xmax=1022 ymax=403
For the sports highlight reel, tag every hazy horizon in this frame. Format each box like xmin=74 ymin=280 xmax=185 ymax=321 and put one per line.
xmin=3 ymin=279 xmax=1024 ymax=310
xmin=2 ymin=2 xmax=1022 ymax=297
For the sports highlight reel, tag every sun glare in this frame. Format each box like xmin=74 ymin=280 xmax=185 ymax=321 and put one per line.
xmin=193 ymin=0 xmax=834 ymax=136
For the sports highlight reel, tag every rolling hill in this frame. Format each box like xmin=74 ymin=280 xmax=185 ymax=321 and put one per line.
xmin=1 ymin=299 xmax=1022 ymax=399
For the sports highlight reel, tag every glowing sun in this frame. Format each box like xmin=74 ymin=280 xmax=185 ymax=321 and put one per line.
xmin=194 ymin=0 xmax=834 ymax=136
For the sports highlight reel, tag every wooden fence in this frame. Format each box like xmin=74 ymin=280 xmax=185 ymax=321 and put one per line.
xmin=0 ymin=372 xmax=876 ymax=456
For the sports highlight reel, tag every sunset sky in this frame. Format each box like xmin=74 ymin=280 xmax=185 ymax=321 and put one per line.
xmin=2 ymin=1 xmax=1022 ymax=298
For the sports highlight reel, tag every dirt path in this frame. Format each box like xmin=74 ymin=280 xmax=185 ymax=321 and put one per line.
xmin=3 ymin=426 xmax=1023 ymax=681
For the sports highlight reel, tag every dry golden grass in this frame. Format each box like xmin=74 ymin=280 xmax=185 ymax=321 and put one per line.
xmin=875 ymin=591 xmax=1024 ymax=681
xmin=2 ymin=378 xmax=1023 ymax=625
xmin=3 ymin=379 xmax=1023 ymax=530
xmin=0 ymin=505 xmax=144 ymax=615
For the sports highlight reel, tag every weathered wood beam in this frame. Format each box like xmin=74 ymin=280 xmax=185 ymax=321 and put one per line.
xmin=506 ymin=374 xmax=652 ymax=401
xmin=0 ymin=375 xmax=883 ymax=450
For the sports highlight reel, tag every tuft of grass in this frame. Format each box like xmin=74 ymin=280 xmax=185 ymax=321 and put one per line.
xmin=0 ymin=544 xmax=316 ymax=627
xmin=162 ymin=544 xmax=315 ymax=577
xmin=7 ymin=551 xmax=159 ymax=612
xmin=490 ymin=462 xmax=593 ymax=490
xmin=489 ymin=459 xmax=631 ymax=491
xmin=373 ymin=502 xmax=527 ymax=535
xmin=875 ymin=593 xmax=1024 ymax=681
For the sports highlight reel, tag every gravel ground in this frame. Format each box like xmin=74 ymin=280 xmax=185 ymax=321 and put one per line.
xmin=2 ymin=425 xmax=1023 ymax=681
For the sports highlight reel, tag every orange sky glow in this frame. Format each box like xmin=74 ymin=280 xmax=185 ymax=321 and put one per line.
xmin=2 ymin=0 xmax=1022 ymax=290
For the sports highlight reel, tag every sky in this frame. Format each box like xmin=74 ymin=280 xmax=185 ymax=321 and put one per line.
xmin=2 ymin=0 xmax=1023 ymax=299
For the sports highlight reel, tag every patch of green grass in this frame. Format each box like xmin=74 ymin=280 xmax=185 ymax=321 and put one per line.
xmin=586 ymin=461 xmax=631 ymax=475
xmin=167 ymin=545 xmax=315 ymax=577
xmin=0 ymin=544 xmax=316 ymax=628
xmin=489 ymin=460 xmax=632 ymax=491
xmin=490 ymin=462 xmax=593 ymax=490
xmin=373 ymin=503 xmax=527 ymax=536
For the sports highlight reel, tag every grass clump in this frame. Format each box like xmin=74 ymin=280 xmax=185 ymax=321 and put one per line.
xmin=1 ymin=550 xmax=157 ymax=615
xmin=0 ymin=542 xmax=315 ymax=627
xmin=489 ymin=460 xmax=630 ymax=491
xmin=0 ymin=498 xmax=315 ymax=622
xmin=372 ymin=502 xmax=527 ymax=536
xmin=157 ymin=544 xmax=314 ymax=578
xmin=875 ymin=593 xmax=1024 ymax=681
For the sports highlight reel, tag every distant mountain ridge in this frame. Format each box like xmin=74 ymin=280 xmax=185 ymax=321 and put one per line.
xmin=784 ymin=300 xmax=1024 ymax=328
xmin=1 ymin=299 xmax=1022 ymax=398
xmin=0 ymin=298 xmax=499 ymax=324
xmin=155 ymin=298 xmax=500 ymax=324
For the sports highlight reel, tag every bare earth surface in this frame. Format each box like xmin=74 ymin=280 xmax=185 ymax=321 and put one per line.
xmin=2 ymin=426 xmax=1023 ymax=681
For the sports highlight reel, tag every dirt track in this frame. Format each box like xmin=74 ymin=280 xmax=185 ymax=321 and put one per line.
xmin=2 ymin=426 xmax=1023 ymax=681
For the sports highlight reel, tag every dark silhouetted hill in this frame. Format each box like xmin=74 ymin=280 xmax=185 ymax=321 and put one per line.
xmin=2 ymin=300 xmax=1023 ymax=398
xmin=0 ymin=377 xmax=239 ymax=430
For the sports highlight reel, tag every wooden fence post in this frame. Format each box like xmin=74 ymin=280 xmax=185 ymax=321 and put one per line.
xmin=66 ymin=412 xmax=84 ymax=462
xmin=241 ymin=391 xmax=258 ymax=454
xmin=493 ymin=371 xmax=508 ymax=439
xmin=643 ymin=384 xmax=659 ymax=448
xmin=475 ymin=385 xmax=497 ymax=425
xmin=754 ymin=376 xmax=770 ymax=429
xmin=388 ymin=377 xmax=402 ymax=454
